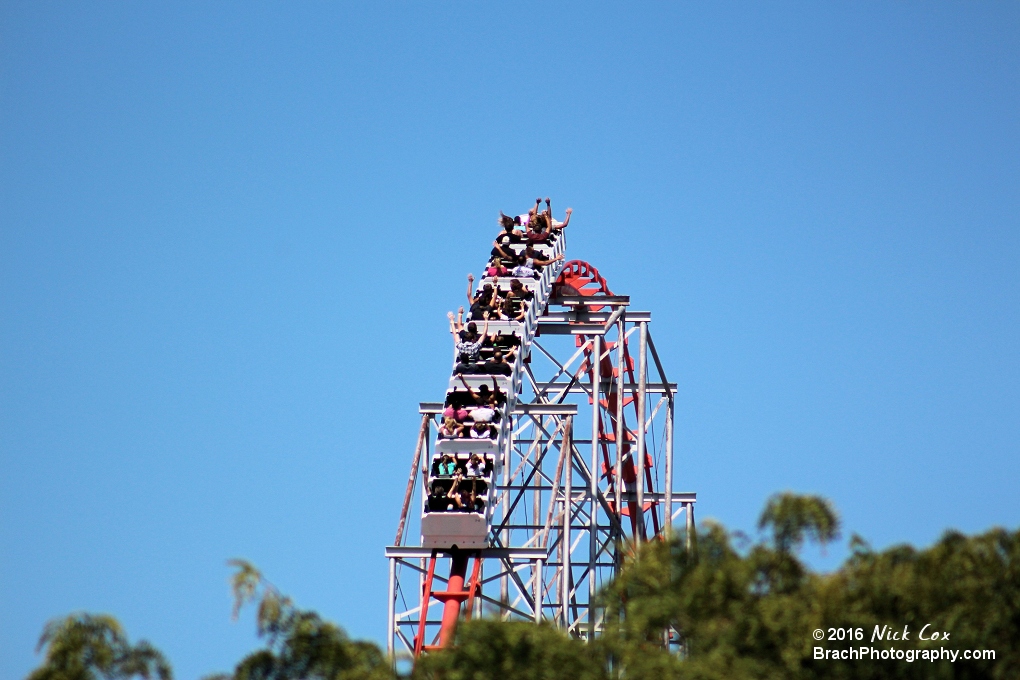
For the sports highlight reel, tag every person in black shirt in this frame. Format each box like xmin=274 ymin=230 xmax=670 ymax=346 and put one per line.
xmin=494 ymin=295 xmax=526 ymax=321
xmin=491 ymin=332 xmax=521 ymax=355
xmin=460 ymin=377 xmax=506 ymax=408
xmin=466 ymin=275 xmax=501 ymax=320
xmin=428 ymin=482 xmax=454 ymax=512
xmin=454 ymin=352 xmax=481 ymax=375
xmin=491 ymin=233 xmax=516 ymax=262
xmin=483 ymin=351 xmax=513 ymax=376
xmin=498 ymin=212 xmax=526 ymax=244
xmin=508 ymin=278 xmax=534 ymax=301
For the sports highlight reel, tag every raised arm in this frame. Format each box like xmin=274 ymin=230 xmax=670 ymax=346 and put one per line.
xmin=458 ymin=375 xmax=479 ymax=400
xmin=466 ymin=273 xmax=475 ymax=305
xmin=449 ymin=309 xmax=466 ymax=344
xmin=489 ymin=278 xmax=503 ymax=306
xmin=493 ymin=240 xmax=514 ymax=260
xmin=554 ymin=207 xmax=572 ymax=230
xmin=534 ymin=254 xmax=564 ymax=266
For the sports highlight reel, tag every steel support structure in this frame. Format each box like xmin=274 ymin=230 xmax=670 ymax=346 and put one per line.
xmin=386 ymin=253 xmax=696 ymax=661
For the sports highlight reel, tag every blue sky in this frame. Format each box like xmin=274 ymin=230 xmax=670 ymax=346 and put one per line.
xmin=2 ymin=2 xmax=1018 ymax=678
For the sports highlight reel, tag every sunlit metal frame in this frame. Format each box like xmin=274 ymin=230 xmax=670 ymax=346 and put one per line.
xmin=385 ymin=240 xmax=696 ymax=660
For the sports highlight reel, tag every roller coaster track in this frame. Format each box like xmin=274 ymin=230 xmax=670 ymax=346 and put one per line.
xmin=385 ymin=222 xmax=697 ymax=661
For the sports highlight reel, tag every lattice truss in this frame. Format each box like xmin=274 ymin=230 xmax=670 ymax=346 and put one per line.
xmin=386 ymin=261 xmax=696 ymax=657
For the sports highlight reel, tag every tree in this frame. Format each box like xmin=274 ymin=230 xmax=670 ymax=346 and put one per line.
xmin=205 ymin=559 xmax=394 ymax=680
xmin=758 ymin=493 xmax=840 ymax=553
xmin=27 ymin=613 xmax=171 ymax=680
xmin=412 ymin=620 xmax=607 ymax=680
xmin=598 ymin=494 xmax=1019 ymax=679
xmin=27 ymin=496 xmax=1018 ymax=680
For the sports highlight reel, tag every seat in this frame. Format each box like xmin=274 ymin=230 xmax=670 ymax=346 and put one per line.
xmin=480 ymin=277 xmax=540 ymax=292
xmin=436 ymin=438 xmax=499 ymax=455
xmin=449 ymin=373 xmax=514 ymax=393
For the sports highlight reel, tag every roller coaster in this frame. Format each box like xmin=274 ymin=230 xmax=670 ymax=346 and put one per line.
xmin=385 ymin=205 xmax=697 ymax=658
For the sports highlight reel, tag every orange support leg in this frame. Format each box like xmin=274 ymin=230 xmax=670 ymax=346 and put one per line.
xmin=436 ymin=551 xmax=469 ymax=648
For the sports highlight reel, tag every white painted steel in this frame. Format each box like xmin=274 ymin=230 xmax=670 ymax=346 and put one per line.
xmin=388 ymin=225 xmax=696 ymax=655
xmin=435 ymin=438 xmax=499 ymax=455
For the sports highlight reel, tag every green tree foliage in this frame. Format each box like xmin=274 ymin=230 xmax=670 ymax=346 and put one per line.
xmin=412 ymin=620 xmax=606 ymax=680
xmin=27 ymin=496 xmax=1018 ymax=680
xmin=758 ymin=493 xmax=840 ymax=553
xmin=27 ymin=613 xmax=171 ymax=680
xmin=818 ymin=527 xmax=1020 ymax=679
xmin=597 ymin=494 xmax=1019 ymax=679
xmin=209 ymin=559 xmax=393 ymax=680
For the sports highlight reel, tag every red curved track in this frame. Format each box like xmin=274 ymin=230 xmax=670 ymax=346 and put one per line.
xmin=557 ymin=260 xmax=660 ymax=538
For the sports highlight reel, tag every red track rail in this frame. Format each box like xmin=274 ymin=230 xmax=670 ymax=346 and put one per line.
xmin=557 ymin=261 xmax=660 ymax=539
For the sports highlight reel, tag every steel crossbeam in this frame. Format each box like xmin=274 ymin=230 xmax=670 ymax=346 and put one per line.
xmin=386 ymin=234 xmax=697 ymax=663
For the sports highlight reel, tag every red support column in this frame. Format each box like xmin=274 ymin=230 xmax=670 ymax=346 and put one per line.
xmin=463 ymin=553 xmax=483 ymax=621
xmin=413 ymin=553 xmax=438 ymax=656
xmin=435 ymin=551 xmax=470 ymax=648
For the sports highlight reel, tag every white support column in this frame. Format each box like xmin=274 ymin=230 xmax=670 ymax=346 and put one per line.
xmin=534 ymin=557 xmax=544 ymax=623
xmin=477 ymin=559 xmax=484 ymax=619
xmin=635 ymin=321 xmax=648 ymax=541
xmin=665 ymin=396 xmax=674 ymax=536
xmin=501 ymin=422 xmax=512 ymax=617
xmin=534 ymin=418 xmax=543 ymax=551
xmin=614 ymin=319 xmax=626 ymax=535
xmin=561 ymin=417 xmax=573 ymax=628
xmin=588 ymin=335 xmax=601 ymax=637
xmin=386 ymin=557 xmax=396 ymax=658
xmin=686 ymin=503 xmax=695 ymax=552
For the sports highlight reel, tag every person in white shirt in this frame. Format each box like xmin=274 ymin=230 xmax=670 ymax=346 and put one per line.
xmin=466 ymin=454 xmax=485 ymax=477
